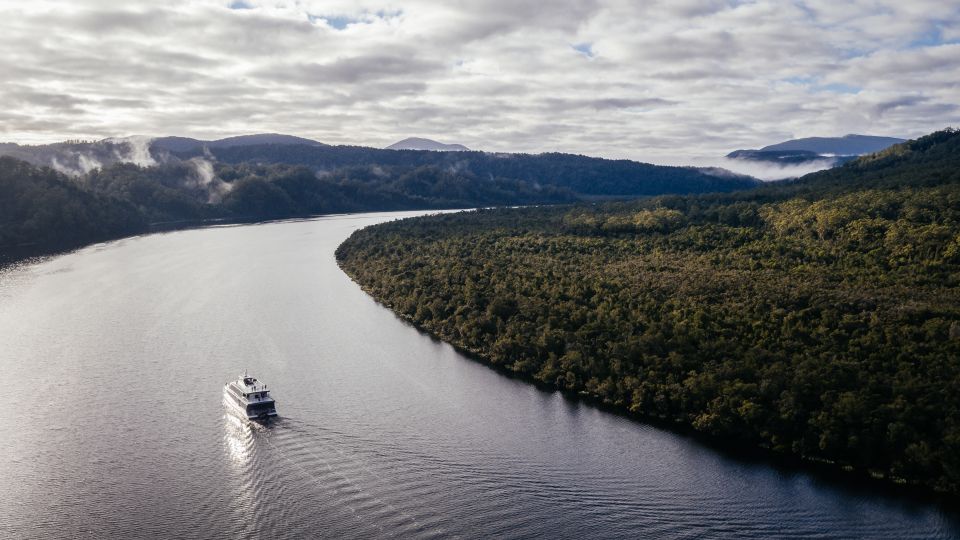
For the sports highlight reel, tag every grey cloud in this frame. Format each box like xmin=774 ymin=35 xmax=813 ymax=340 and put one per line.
xmin=429 ymin=0 xmax=602 ymax=43
xmin=874 ymin=95 xmax=929 ymax=115
xmin=10 ymin=44 xmax=212 ymax=88
xmin=97 ymin=98 xmax=153 ymax=109
xmin=0 ymin=112 xmax=76 ymax=133
xmin=47 ymin=6 xmax=185 ymax=34
xmin=254 ymin=54 xmax=445 ymax=85
xmin=542 ymin=97 xmax=677 ymax=112
xmin=3 ymin=86 xmax=91 ymax=110
xmin=661 ymin=0 xmax=732 ymax=19
xmin=344 ymin=81 xmax=430 ymax=102
xmin=445 ymin=80 xmax=529 ymax=98
xmin=133 ymin=49 xmax=222 ymax=69
xmin=649 ymin=66 xmax=750 ymax=81
xmin=635 ymin=31 xmax=740 ymax=62
xmin=587 ymin=97 xmax=677 ymax=109
xmin=872 ymin=98 xmax=957 ymax=121
xmin=845 ymin=43 xmax=960 ymax=82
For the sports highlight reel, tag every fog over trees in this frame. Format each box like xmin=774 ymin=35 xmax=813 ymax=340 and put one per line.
xmin=0 ymin=141 xmax=756 ymax=259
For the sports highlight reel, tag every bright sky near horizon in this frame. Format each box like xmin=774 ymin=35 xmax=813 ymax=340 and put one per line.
xmin=1 ymin=0 xmax=958 ymax=165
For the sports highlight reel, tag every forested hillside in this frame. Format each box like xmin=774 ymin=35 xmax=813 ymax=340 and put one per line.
xmin=179 ymin=143 xmax=759 ymax=197
xmin=1 ymin=139 xmax=757 ymax=261
xmin=336 ymin=129 xmax=960 ymax=493
xmin=0 ymin=157 xmax=146 ymax=259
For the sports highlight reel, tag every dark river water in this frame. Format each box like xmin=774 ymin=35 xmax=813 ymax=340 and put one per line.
xmin=1 ymin=211 xmax=958 ymax=539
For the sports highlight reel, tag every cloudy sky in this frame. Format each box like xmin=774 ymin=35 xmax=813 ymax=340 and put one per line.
xmin=1 ymin=0 xmax=958 ymax=164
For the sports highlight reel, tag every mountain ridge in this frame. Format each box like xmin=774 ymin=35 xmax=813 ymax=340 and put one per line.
xmin=760 ymin=134 xmax=905 ymax=154
xmin=152 ymin=133 xmax=325 ymax=152
xmin=724 ymin=134 xmax=906 ymax=176
xmin=386 ymin=137 xmax=470 ymax=151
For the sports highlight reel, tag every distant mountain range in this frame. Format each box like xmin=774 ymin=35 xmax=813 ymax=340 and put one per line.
xmin=760 ymin=134 xmax=905 ymax=154
xmin=5 ymin=126 xmax=954 ymax=269
xmin=152 ymin=133 xmax=325 ymax=153
xmin=0 ymin=132 xmax=761 ymax=261
xmin=386 ymin=137 xmax=470 ymax=151
xmin=0 ymin=134 xmax=756 ymax=198
xmin=0 ymin=134 xmax=473 ymax=174
xmin=727 ymin=134 xmax=905 ymax=169
xmin=0 ymin=134 xmax=327 ymax=176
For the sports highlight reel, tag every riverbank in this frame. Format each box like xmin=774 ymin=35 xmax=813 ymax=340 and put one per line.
xmin=0 ymin=212 xmax=404 ymax=268
xmin=334 ymin=151 xmax=960 ymax=496
xmin=3 ymin=210 xmax=958 ymax=538
xmin=337 ymin=262 xmax=960 ymax=504
xmin=0 ymin=204 xmax=479 ymax=269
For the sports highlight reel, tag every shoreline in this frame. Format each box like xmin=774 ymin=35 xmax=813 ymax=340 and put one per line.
xmin=336 ymin=256 xmax=960 ymax=506
xmin=0 ymin=217 xmax=233 ymax=269
xmin=0 ymin=208 xmax=471 ymax=269
xmin=6 ymin=207 xmax=956 ymax=506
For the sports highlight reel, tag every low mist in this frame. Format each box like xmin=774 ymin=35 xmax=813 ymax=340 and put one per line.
xmin=186 ymin=157 xmax=232 ymax=203
xmin=703 ymin=157 xmax=838 ymax=181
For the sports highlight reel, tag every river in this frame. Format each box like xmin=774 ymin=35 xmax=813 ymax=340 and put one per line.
xmin=0 ymin=211 xmax=957 ymax=539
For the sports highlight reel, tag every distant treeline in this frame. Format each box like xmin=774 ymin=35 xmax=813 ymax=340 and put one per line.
xmin=0 ymin=143 xmax=756 ymax=260
xmin=336 ymin=129 xmax=960 ymax=493
xmin=177 ymin=144 xmax=759 ymax=198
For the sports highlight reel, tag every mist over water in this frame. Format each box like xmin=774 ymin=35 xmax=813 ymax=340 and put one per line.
xmin=0 ymin=212 xmax=957 ymax=539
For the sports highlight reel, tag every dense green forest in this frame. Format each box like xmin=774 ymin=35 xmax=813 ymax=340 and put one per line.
xmin=0 ymin=141 xmax=756 ymax=260
xmin=82 ymin=161 xmax=581 ymax=222
xmin=336 ymin=129 xmax=960 ymax=493
xmin=176 ymin=143 xmax=759 ymax=197
xmin=0 ymin=157 xmax=146 ymax=258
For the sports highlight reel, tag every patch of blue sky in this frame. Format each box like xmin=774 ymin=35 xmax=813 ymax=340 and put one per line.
xmin=783 ymin=76 xmax=816 ymax=86
xmin=306 ymin=10 xmax=401 ymax=30
xmin=307 ymin=14 xmax=359 ymax=29
xmin=227 ymin=0 xmax=253 ymax=9
xmin=815 ymin=82 xmax=861 ymax=94
xmin=838 ymin=46 xmax=873 ymax=59
xmin=572 ymin=42 xmax=595 ymax=58
xmin=907 ymin=25 xmax=958 ymax=49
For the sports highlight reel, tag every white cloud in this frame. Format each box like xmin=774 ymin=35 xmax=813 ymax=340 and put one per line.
xmin=0 ymin=0 xmax=957 ymax=163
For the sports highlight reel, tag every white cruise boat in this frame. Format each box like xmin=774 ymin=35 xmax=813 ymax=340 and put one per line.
xmin=223 ymin=372 xmax=278 ymax=420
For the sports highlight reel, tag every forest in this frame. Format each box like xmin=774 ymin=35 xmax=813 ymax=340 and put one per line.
xmin=336 ymin=129 xmax=960 ymax=493
xmin=0 ymin=141 xmax=756 ymax=260
xmin=175 ymin=143 xmax=759 ymax=198
xmin=0 ymin=156 xmax=146 ymax=260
